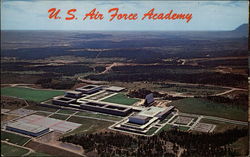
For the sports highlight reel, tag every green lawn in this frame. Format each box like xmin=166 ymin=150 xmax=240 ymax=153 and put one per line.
xmin=170 ymin=98 xmax=247 ymax=121
xmin=49 ymin=114 xmax=69 ymax=120
xmin=33 ymin=112 xmax=51 ymax=117
xmin=1 ymin=87 xmax=64 ymax=102
xmin=76 ymin=111 xmax=123 ymax=121
xmin=157 ymin=124 xmax=173 ymax=134
xmin=1 ymin=131 xmax=30 ymax=146
xmin=178 ymin=126 xmax=190 ymax=131
xmin=57 ymin=109 xmax=76 ymax=115
xmin=1 ymin=142 xmax=30 ymax=157
xmin=102 ymin=93 xmax=140 ymax=105
xmin=146 ymin=127 xmax=158 ymax=135
xmin=65 ymin=116 xmax=113 ymax=136
xmin=159 ymin=114 xmax=175 ymax=124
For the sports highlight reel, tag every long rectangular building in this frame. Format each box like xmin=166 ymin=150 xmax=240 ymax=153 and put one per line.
xmin=80 ymin=102 xmax=132 ymax=116
xmin=6 ymin=121 xmax=49 ymax=137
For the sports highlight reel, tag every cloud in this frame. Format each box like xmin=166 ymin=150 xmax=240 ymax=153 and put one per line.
xmin=201 ymin=1 xmax=246 ymax=7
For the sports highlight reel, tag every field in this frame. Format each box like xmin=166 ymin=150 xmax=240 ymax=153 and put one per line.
xmin=75 ymin=111 xmax=123 ymax=121
xmin=49 ymin=114 xmax=69 ymax=120
xmin=57 ymin=109 xmax=76 ymax=115
xmin=65 ymin=116 xmax=113 ymax=136
xmin=146 ymin=127 xmax=158 ymax=135
xmin=1 ymin=87 xmax=64 ymax=102
xmin=158 ymin=83 xmax=228 ymax=96
xmin=170 ymin=98 xmax=247 ymax=121
xmin=1 ymin=131 xmax=31 ymax=146
xmin=157 ymin=124 xmax=172 ymax=134
xmin=33 ymin=112 xmax=51 ymax=116
xmin=102 ymin=93 xmax=139 ymax=105
xmin=1 ymin=142 xmax=30 ymax=156
xmin=25 ymin=140 xmax=83 ymax=157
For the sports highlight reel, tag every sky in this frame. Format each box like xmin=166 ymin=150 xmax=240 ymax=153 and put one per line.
xmin=1 ymin=0 xmax=249 ymax=31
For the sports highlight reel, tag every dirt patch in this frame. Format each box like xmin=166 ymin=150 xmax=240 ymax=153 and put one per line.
xmin=25 ymin=140 xmax=85 ymax=157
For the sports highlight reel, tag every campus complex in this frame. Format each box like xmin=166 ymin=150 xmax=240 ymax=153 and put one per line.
xmin=4 ymin=84 xmax=217 ymax=137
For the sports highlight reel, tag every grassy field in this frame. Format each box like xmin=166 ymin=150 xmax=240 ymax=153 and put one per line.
xmin=1 ymin=131 xmax=31 ymax=146
xmin=158 ymin=83 xmax=227 ymax=96
xmin=178 ymin=126 xmax=190 ymax=131
xmin=102 ymin=93 xmax=139 ymax=105
xmin=65 ymin=116 xmax=113 ymax=136
xmin=1 ymin=87 xmax=64 ymax=102
xmin=75 ymin=111 xmax=123 ymax=121
xmin=57 ymin=109 xmax=76 ymax=115
xmin=159 ymin=114 xmax=175 ymax=124
xmin=33 ymin=112 xmax=51 ymax=117
xmin=1 ymin=142 xmax=30 ymax=156
xmin=157 ymin=124 xmax=172 ymax=134
xmin=49 ymin=114 xmax=69 ymax=120
xmin=170 ymin=98 xmax=247 ymax=121
xmin=146 ymin=127 xmax=158 ymax=135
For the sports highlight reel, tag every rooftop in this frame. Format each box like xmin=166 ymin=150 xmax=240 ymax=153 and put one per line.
xmin=7 ymin=121 xmax=48 ymax=133
xmin=138 ymin=107 xmax=165 ymax=117
xmin=77 ymin=85 xmax=101 ymax=90
xmin=105 ymin=86 xmax=125 ymax=92
xmin=129 ymin=115 xmax=149 ymax=120
xmin=65 ymin=91 xmax=82 ymax=94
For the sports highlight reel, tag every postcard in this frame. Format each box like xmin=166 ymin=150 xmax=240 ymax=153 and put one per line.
xmin=1 ymin=1 xmax=249 ymax=157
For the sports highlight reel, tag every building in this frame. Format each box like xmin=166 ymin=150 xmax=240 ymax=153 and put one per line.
xmin=128 ymin=115 xmax=150 ymax=125
xmin=138 ymin=106 xmax=165 ymax=117
xmin=75 ymin=85 xmax=102 ymax=94
xmin=79 ymin=101 xmax=132 ymax=116
xmin=144 ymin=93 xmax=154 ymax=106
xmin=6 ymin=121 xmax=49 ymax=137
xmin=156 ymin=106 xmax=175 ymax=120
xmin=52 ymin=96 xmax=76 ymax=106
xmin=65 ymin=91 xmax=83 ymax=98
xmin=105 ymin=86 xmax=125 ymax=92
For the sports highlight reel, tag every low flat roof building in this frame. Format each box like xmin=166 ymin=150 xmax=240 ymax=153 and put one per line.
xmin=138 ymin=106 xmax=165 ymax=117
xmin=76 ymin=85 xmax=102 ymax=94
xmin=128 ymin=115 xmax=150 ymax=125
xmin=52 ymin=96 xmax=76 ymax=106
xmin=6 ymin=121 xmax=49 ymax=137
xmin=65 ymin=91 xmax=83 ymax=98
xmin=156 ymin=106 xmax=175 ymax=120
xmin=79 ymin=101 xmax=132 ymax=116
xmin=105 ymin=86 xmax=125 ymax=92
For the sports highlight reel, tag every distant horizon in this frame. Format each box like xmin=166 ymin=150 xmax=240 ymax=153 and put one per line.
xmin=1 ymin=23 xmax=247 ymax=32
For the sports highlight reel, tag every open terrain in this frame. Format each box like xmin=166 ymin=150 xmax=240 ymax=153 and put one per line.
xmin=1 ymin=86 xmax=64 ymax=102
xmin=1 ymin=25 xmax=249 ymax=157
xmin=170 ymin=98 xmax=247 ymax=121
